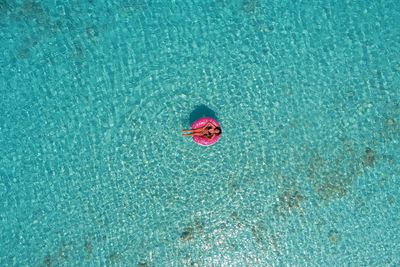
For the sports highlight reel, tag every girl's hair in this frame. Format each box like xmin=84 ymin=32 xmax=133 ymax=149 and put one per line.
xmin=215 ymin=127 xmax=222 ymax=135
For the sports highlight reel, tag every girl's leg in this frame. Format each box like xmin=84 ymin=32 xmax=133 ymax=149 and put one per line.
xmin=191 ymin=127 xmax=204 ymax=133
xmin=182 ymin=128 xmax=203 ymax=133
xmin=182 ymin=132 xmax=204 ymax=137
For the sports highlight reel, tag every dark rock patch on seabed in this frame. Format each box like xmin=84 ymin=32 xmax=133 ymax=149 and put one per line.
xmin=328 ymin=229 xmax=341 ymax=245
xmin=362 ymin=147 xmax=375 ymax=167
xmin=137 ymin=261 xmax=149 ymax=267
xmin=388 ymin=196 xmax=396 ymax=206
xmin=44 ymin=254 xmax=51 ymax=267
xmin=251 ymin=223 xmax=267 ymax=244
xmin=250 ymin=223 xmax=282 ymax=256
xmin=386 ymin=118 xmax=395 ymax=127
xmin=108 ymin=252 xmax=119 ymax=263
xmin=307 ymin=140 xmax=368 ymax=201
xmin=274 ymin=189 xmax=304 ymax=215
xmin=84 ymin=240 xmax=93 ymax=254
xmin=180 ymin=227 xmax=194 ymax=242
xmin=180 ymin=218 xmax=205 ymax=243
xmin=381 ymin=101 xmax=400 ymax=142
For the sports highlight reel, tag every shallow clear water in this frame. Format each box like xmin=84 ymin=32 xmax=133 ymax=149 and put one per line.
xmin=1 ymin=0 xmax=399 ymax=266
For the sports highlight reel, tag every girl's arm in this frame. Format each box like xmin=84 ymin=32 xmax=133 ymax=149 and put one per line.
xmin=192 ymin=122 xmax=211 ymax=132
xmin=203 ymin=121 xmax=216 ymax=128
xmin=208 ymin=121 xmax=217 ymax=128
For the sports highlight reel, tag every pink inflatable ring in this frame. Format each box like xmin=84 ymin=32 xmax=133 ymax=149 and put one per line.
xmin=191 ymin=117 xmax=222 ymax=146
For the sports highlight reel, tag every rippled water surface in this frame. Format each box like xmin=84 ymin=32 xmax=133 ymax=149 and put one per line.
xmin=1 ymin=0 xmax=399 ymax=266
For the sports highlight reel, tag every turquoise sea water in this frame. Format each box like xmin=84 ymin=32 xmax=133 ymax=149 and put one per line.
xmin=1 ymin=0 xmax=399 ymax=266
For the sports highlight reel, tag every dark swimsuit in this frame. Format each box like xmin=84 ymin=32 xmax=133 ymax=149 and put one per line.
xmin=205 ymin=126 xmax=213 ymax=138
